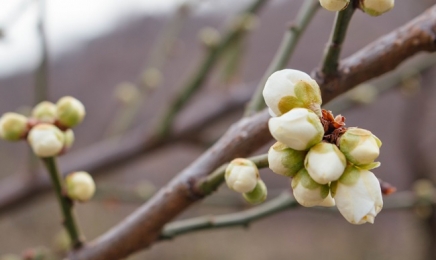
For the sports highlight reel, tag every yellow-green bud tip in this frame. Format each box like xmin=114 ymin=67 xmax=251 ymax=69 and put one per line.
xmin=65 ymin=171 xmax=96 ymax=202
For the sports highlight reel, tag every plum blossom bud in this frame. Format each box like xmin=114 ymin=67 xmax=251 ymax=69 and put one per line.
xmin=56 ymin=96 xmax=85 ymax=128
xmin=114 ymin=82 xmax=140 ymax=104
xmin=0 ymin=112 xmax=28 ymax=141
xmin=63 ymin=129 xmax=75 ymax=150
xmin=198 ymin=27 xmax=221 ymax=48
xmin=268 ymin=142 xmax=306 ymax=177
xmin=305 ymin=142 xmax=347 ymax=184
xmin=269 ymin=108 xmax=324 ymax=151
xmin=319 ymin=0 xmax=350 ymax=12
xmin=225 ymin=158 xmax=259 ymax=193
xmin=32 ymin=101 xmax=56 ymax=123
xmin=65 ymin=171 xmax=96 ymax=202
xmin=360 ymin=0 xmax=394 ymax=16
xmin=243 ymin=179 xmax=267 ymax=204
xmin=331 ymin=165 xmax=383 ymax=224
xmin=263 ymin=69 xmax=322 ymax=117
xmin=291 ymin=168 xmax=335 ymax=207
xmin=28 ymin=124 xmax=64 ymax=157
xmin=339 ymin=127 xmax=381 ymax=166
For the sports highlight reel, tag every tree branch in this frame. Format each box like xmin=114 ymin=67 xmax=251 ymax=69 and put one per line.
xmin=69 ymin=5 xmax=436 ymax=260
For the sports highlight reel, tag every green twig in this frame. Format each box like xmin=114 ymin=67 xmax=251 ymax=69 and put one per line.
xmin=320 ymin=3 xmax=355 ymax=77
xmin=159 ymin=192 xmax=298 ymax=240
xmin=244 ymin=0 xmax=320 ymax=116
xmin=156 ymin=0 xmax=268 ymax=138
xmin=197 ymin=154 xmax=269 ymax=195
xmin=42 ymin=157 xmax=82 ymax=249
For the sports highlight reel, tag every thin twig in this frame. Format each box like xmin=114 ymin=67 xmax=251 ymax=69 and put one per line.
xmin=156 ymin=0 xmax=268 ymax=138
xmin=244 ymin=0 xmax=320 ymax=116
xmin=319 ymin=3 xmax=355 ymax=78
xmin=41 ymin=157 xmax=82 ymax=249
xmin=160 ymin=192 xmax=297 ymax=240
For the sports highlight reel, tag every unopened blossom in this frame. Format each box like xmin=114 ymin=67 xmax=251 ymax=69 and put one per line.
xmin=361 ymin=0 xmax=394 ymax=16
xmin=291 ymin=168 xmax=335 ymax=207
xmin=225 ymin=158 xmax=259 ymax=193
xmin=339 ymin=127 xmax=381 ymax=166
xmin=0 ymin=112 xmax=28 ymax=141
xmin=268 ymin=142 xmax=306 ymax=177
xmin=319 ymin=0 xmax=350 ymax=12
xmin=66 ymin=171 xmax=96 ymax=202
xmin=63 ymin=129 xmax=75 ymax=150
xmin=263 ymin=69 xmax=322 ymax=117
xmin=32 ymin=101 xmax=57 ymax=123
xmin=269 ymin=108 xmax=324 ymax=151
xmin=243 ymin=180 xmax=267 ymax=204
xmin=305 ymin=142 xmax=347 ymax=184
xmin=28 ymin=124 xmax=64 ymax=157
xmin=56 ymin=96 xmax=85 ymax=128
xmin=331 ymin=165 xmax=383 ymax=224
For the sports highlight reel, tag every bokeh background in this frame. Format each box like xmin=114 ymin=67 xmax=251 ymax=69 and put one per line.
xmin=1 ymin=0 xmax=436 ymax=259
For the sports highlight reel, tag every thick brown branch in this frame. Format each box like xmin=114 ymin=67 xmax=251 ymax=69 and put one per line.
xmin=69 ymin=5 xmax=436 ymax=260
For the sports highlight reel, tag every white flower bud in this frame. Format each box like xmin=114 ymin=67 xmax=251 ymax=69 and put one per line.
xmin=28 ymin=124 xmax=64 ymax=157
xmin=56 ymin=96 xmax=85 ymax=128
xmin=331 ymin=165 xmax=383 ymax=224
xmin=291 ymin=168 xmax=334 ymax=207
xmin=305 ymin=142 xmax=347 ymax=184
xmin=269 ymin=108 xmax=324 ymax=151
xmin=63 ymin=129 xmax=75 ymax=150
xmin=339 ymin=127 xmax=381 ymax=166
xmin=114 ymin=82 xmax=140 ymax=104
xmin=268 ymin=142 xmax=306 ymax=177
xmin=225 ymin=158 xmax=259 ymax=193
xmin=0 ymin=112 xmax=28 ymax=141
xmin=319 ymin=0 xmax=350 ymax=12
xmin=361 ymin=0 xmax=394 ymax=16
xmin=198 ymin=27 xmax=221 ymax=48
xmin=65 ymin=171 xmax=96 ymax=202
xmin=243 ymin=179 xmax=267 ymax=204
xmin=263 ymin=69 xmax=322 ymax=117
xmin=32 ymin=101 xmax=56 ymax=123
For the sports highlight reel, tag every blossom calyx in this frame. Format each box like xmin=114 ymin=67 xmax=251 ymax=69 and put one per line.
xmin=331 ymin=165 xmax=383 ymax=224
xmin=243 ymin=180 xmax=267 ymax=204
xmin=269 ymin=108 xmax=324 ymax=151
xmin=263 ymin=69 xmax=322 ymax=117
xmin=319 ymin=0 xmax=350 ymax=12
xmin=65 ymin=171 xmax=96 ymax=202
xmin=32 ymin=101 xmax=57 ymax=123
xmin=28 ymin=124 xmax=64 ymax=157
xmin=268 ymin=142 xmax=306 ymax=177
xmin=56 ymin=96 xmax=85 ymax=128
xmin=305 ymin=142 xmax=347 ymax=184
xmin=225 ymin=158 xmax=259 ymax=193
xmin=291 ymin=168 xmax=335 ymax=207
xmin=339 ymin=127 xmax=381 ymax=166
xmin=360 ymin=0 xmax=394 ymax=16
xmin=0 ymin=112 xmax=28 ymax=141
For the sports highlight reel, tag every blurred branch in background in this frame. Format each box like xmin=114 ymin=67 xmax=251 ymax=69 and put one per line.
xmin=0 ymin=0 xmax=34 ymax=39
xmin=244 ymin=0 xmax=320 ymax=116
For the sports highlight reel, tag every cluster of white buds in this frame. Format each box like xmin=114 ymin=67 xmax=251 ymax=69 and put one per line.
xmin=225 ymin=158 xmax=267 ymax=204
xmin=264 ymin=69 xmax=383 ymax=225
xmin=319 ymin=0 xmax=394 ymax=16
xmin=0 ymin=96 xmax=85 ymax=158
xmin=65 ymin=171 xmax=96 ymax=202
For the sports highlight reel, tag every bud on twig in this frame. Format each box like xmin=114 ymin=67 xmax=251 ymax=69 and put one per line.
xmin=339 ymin=127 xmax=381 ymax=166
xmin=319 ymin=0 xmax=350 ymax=12
xmin=65 ymin=171 xmax=96 ymax=202
xmin=0 ymin=112 xmax=28 ymax=141
xmin=56 ymin=96 xmax=85 ymax=128
xmin=291 ymin=168 xmax=334 ymax=207
xmin=268 ymin=142 xmax=306 ymax=177
xmin=243 ymin=179 xmax=267 ymax=204
xmin=27 ymin=124 xmax=64 ymax=157
xmin=360 ymin=0 xmax=394 ymax=16
xmin=225 ymin=158 xmax=259 ymax=193
xmin=32 ymin=101 xmax=56 ymax=123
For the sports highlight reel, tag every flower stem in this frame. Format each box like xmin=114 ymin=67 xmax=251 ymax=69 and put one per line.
xmin=42 ymin=157 xmax=82 ymax=249
xmin=320 ymin=3 xmax=355 ymax=77
xmin=244 ymin=0 xmax=320 ymax=116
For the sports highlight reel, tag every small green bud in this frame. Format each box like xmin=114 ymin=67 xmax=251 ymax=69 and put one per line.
xmin=0 ymin=112 xmax=28 ymax=141
xmin=28 ymin=124 xmax=64 ymax=157
xmin=360 ymin=0 xmax=394 ymax=16
xmin=268 ymin=142 xmax=306 ymax=177
xmin=56 ymin=96 xmax=85 ymax=128
xmin=65 ymin=171 xmax=96 ymax=202
xmin=63 ymin=129 xmax=75 ymax=150
xmin=32 ymin=101 xmax=57 ymax=123
xmin=243 ymin=179 xmax=267 ymax=204
xmin=319 ymin=0 xmax=349 ymax=12
xmin=339 ymin=127 xmax=381 ymax=166
xmin=225 ymin=158 xmax=259 ymax=193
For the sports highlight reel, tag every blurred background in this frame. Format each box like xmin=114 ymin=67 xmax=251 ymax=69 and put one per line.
xmin=1 ymin=0 xmax=436 ymax=259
